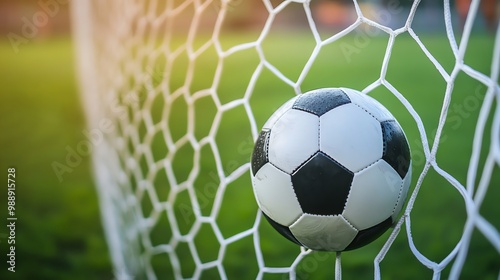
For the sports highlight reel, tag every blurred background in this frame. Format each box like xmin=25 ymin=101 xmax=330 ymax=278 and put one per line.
xmin=0 ymin=0 xmax=112 ymax=279
xmin=0 ymin=0 xmax=499 ymax=279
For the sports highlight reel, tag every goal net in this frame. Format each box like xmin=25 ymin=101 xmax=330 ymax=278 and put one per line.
xmin=71 ymin=0 xmax=500 ymax=279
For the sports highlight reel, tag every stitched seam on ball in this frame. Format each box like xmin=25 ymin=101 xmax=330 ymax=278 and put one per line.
xmin=318 ymin=114 xmax=321 ymax=154
xmin=381 ymin=121 xmax=389 ymax=157
xmin=320 ymin=152 xmax=352 ymax=174
xmin=355 ymin=158 xmax=381 ymax=174
xmin=263 ymin=129 xmax=270 ymax=165
xmin=269 ymin=161 xmax=302 ymax=212
xmin=343 ymin=159 xmax=382 ymax=221
xmin=293 ymin=107 xmax=317 ymax=115
xmin=269 ymin=161 xmax=288 ymax=176
xmin=351 ymin=102 xmax=380 ymax=122
xmin=380 ymin=119 xmax=398 ymax=161
xmin=288 ymin=152 xmax=320 ymax=214
xmin=291 ymin=94 xmax=318 ymax=116
xmin=290 ymin=152 xmax=317 ymax=175
xmin=268 ymin=107 xmax=291 ymax=130
xmin=343 ymin=186 xmax=354 ymax=218
xmin=320 ymin=152 xmax=355 ymax=214
xmin=293 ymin=213 xmax=357 ymax=231
xmin=339 ymin=214 xmax=357 ymax=231
xmin=391 ymin=180 xmax=405 ymax=215
xmin=351 ymin=102 xmax=388 ymax=164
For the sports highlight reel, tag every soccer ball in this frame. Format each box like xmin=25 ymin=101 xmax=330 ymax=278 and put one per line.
xmin=250 ymin=88 xmax=411 ymax=252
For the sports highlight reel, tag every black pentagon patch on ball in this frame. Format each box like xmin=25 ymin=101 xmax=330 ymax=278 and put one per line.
xmin=262 ymin=212 xmax=303 ymax=247
xmin=291 ymin=152 xmax=354 ymax=215
xmin=292 ymin=88 xmax=351 ymax=116
xmin=344 ymin=216 xmax=393 ymax=251
xmin=251 ymin=130 xmax=271 ymax=176
xmin=381 ymin=120 xmax=411 ymax=179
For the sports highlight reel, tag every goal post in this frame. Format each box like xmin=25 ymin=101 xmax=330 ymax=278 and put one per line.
xmin=71 ymin=0 xmax=500 ymax=279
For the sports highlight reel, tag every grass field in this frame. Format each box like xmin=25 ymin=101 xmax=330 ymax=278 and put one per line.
xmin=0 ymin=30 xmax=499 ymax=280
xmin=0 ymin=37 xmax=112 ymax=279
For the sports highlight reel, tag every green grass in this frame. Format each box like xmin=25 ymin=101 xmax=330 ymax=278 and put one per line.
xmin=0 ymin=32 xmax=499 ymax=280
xmin=0 ymin=38 xmax=112 ymax=280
